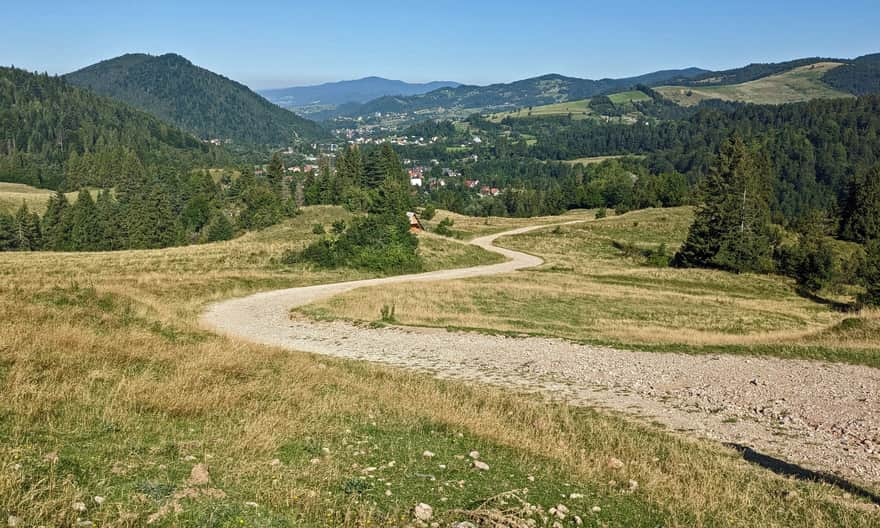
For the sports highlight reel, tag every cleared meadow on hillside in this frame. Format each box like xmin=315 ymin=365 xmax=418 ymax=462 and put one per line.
xmin=657 ymin=62 xmax=853 ymax=106
xmin=1 ymin=206 xmax=877 ymax=526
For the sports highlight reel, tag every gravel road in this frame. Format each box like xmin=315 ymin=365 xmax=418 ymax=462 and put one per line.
xmin=201 ymin=223 xmax=880 ymax=488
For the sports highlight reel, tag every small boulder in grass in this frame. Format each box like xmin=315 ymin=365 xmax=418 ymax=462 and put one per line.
xmin=607 ymin=457 xmax=624 ymax=470
xmin=414 ymin=503 xmax=433 ymax=521
xmin=93 ymin=496 xmax=105 ymax=506
xmin=468 ymin=450 xmax=480 ymax=460
xmin=72 ymin=502 xmax=87 ymax=512
xmin=423 ymin=450 xmax=435 ymax=458
xmin=7 ymin=516 xmax=22 ymax=528
xmin=472 ymin=460 xmax=490 ymax=471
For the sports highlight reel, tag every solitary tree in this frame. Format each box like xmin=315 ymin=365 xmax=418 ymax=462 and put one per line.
xmin=674 ymin=136 xmax=772 ymax=273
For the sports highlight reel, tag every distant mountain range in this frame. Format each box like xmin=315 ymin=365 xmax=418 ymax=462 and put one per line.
xmin=66 ymin=53 xmax=325 ymax=145
xmin=260 ymin=77 xmax=461 ymax=112
xmin=336 ymin=68 xmax=708 ymax=120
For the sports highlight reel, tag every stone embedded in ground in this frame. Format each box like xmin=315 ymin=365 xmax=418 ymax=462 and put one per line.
xmin=468 ymin=450 xmax=480 ymax=460
xmin=7 ymin=516 xmax=22 ymax=527
xmin=423 ymin=450 xmax=435 ymax=458
xmin=270 ymin=458 xmax=282 ymax=467
xmin=607 ymin=457 xmax=624 ymax=470
xmin=591 ymin=506 xmax=601 ymax=513
xmin=186 ymin=463 xmax=210 ymax=486
xmin=244 ymin=501 xmax=259 ymax=508
xmin=472 ymin=460 xmax=490 ymax=471
xmin=574 ymin=515 xmax=583 ymax=525
xmin=93 ymin=496 xmax=105 ymax=506
xmin=628 ymin=479 xmax=639 ymax=492
xmin=72 ymin=502 xmax=86 ymax=512
xmin=569 ymin=493 xmax=583 ymax=499
xmin=414 ymin=503 xmax=433 ymax=521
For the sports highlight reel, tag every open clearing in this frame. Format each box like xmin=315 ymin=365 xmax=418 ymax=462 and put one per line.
xmin=0 ymin=182 xmax=97 ymax=215
xmin=3 ymin=206 xmax=879 ymax=526
xmin=657 ymin=62 xmax=853 ymax=106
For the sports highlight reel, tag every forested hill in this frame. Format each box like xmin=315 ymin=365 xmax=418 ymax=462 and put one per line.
xmin=0 ymin=67 xmax=224 ymax=190
xmin=822 ymin=53 xmax=880 ymax=95
xmin=66 ymin=53 xmax=325 ymax=145
xmin=345 ymin=68 xmax=708 ymax=117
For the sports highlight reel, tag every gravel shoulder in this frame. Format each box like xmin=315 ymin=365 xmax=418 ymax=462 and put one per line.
xmin=201 ymin=222 xmax=880 ymax=489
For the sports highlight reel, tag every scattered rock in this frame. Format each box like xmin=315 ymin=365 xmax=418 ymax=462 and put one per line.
xmin=44 ymin=451 xmax=59 ymax=464
xmin=453 ymin=522 xmax=476 ymax=528
xmin=573 ymin=515 xmax=583 ymax=526
xmin=414 ymin=503 xmax=433 ymax=522
xmin=472 ymin=460 xmax=490 ymax=471
xmin=591 ymin=506 xmax=601 ymax=513
xmin=7 ymin=516 xmax=22 ymax=527
xmin=186 ymin=464 xmax=210 ymax=486
xmin=183 ymin=455 xmax=197 ymax=461
xmin=423 ymin=450 xmax=435 ymax=458
xmin=269 ymin=458 xmax=282 ymax=467
xmin=527 ymin=475 xmax=535 ymax=482
xmin=468 ymin=450 xmax=480 ymax=460
xmin=244 ymin=501 xmax=259 ymax=508
xmin=569 ymin=493 xmax=584 ymax=499
xmin=628 ymin=479 xmax=639 ymax=492
xmin=93 ymin=496 xmax=105 ymax=506
xmin=607 ymin=457 xmax=624 ymax=470
xmin=385 ymin=489 xmax=392 ymax=496
xmin=72 ymin=502 xmax=87 ymax=512
xmin=76 ymin=521 xmax=94 ymax=527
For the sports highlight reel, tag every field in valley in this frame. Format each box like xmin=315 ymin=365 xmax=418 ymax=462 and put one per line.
xmin=1 ymin=206 xmax=878 ymax=526
xmin=656 ymin=62 xmax=853 ymax=106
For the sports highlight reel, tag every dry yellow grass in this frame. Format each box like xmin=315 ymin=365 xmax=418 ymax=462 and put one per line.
xmin=1 ymin=206 xmax=877 ymax=526
xmin=0 ymin=182 xmax=98 ymax=215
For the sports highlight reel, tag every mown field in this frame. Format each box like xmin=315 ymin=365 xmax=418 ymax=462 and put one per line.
xmin=485 ymin=90 xmax=651 ymax=122
xmin=304 ymin=207 xmax=880 ymax=368
xmin=657 ymin=62 xmax=853 ymax=106
xmin=1 ymin=206 xmax=878 ymax=526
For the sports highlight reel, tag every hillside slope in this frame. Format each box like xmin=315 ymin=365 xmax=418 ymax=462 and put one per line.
xmin=66 ymin=53 xmax=325 ymax=145
xmin=0 ymin=67 xmax=216 ymax=190
xmin=656 ymin=62 xmax=852 ymax=106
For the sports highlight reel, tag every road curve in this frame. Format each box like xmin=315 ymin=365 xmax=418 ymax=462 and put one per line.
xmin=201 ymin=221 xmax=574 ymax=343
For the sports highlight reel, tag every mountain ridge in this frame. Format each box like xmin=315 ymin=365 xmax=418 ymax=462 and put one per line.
xmin=65 ymin=53 xmax=325 ymax=145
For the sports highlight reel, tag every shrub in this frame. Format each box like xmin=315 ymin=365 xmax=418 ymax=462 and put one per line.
xmin=312 ymin=223 xmax=326 ymax=235
xmin=421 ymin=204 xmax=436 ymax=221
xmin=433 ymin=217 xmax=456 ymax=237
xmin=595 ymin=208 xmax=607 ymax=219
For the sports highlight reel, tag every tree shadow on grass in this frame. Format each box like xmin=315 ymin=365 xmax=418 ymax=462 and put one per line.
xmin=795 ymin=287 xmax=860 ymax=313
xmin=724 ymin=443 xmax=880 ymax=506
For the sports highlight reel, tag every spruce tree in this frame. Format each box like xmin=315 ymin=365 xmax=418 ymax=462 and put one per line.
xmin=14 ymin=203 xmax=42 ymax=250
xmin=0 ymin=213 xmax=16 ymax=251
xmin=42 ymin=190 xmax=71 ymax=250
xmin=69 ymin=189 xmax=101 ymax=251
xmin=267 ymin=153 xmax=284 ymax=196
xmin=674 ymin=136 xmax=772 ymax=272
xmin=95 ymin=189 xmax=121 ymax=250
xmin=841 ymin=165 xmax=880 ymax=244
xmin=861 ymin=240 xmax=880 ymax=306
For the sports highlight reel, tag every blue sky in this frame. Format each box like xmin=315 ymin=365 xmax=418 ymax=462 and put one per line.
xmin=3 ymin=0 xmax=879 ymax=89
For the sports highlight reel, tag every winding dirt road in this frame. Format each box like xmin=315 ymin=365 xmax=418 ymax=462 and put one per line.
xmin=201 ymin=222 xmax=880 ymax=490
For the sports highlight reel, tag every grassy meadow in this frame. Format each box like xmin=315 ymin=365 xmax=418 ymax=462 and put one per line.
xmin=1 ymin=206 xmax=878 ymax=526
xmin=0 ymin=183 xmax=100 ymax=215
xmin=657 ymin=62 xmax=853 ymax=106
xmin=304 ymin=207 xmax=880 ymax=368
